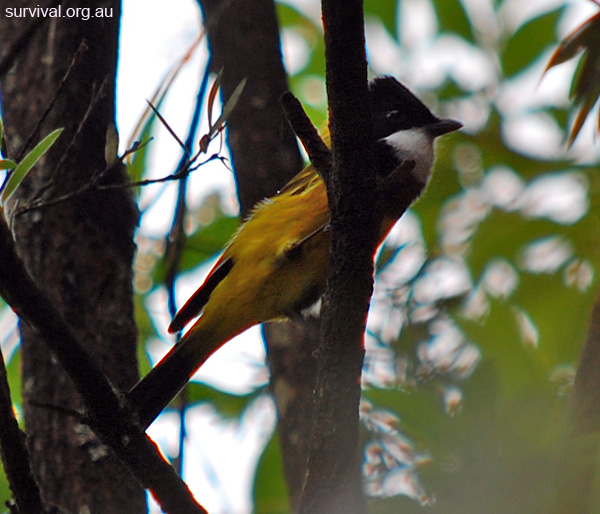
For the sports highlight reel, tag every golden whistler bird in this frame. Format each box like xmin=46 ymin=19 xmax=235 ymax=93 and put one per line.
xmin=128 ymin=76 xmax=462 ymax=428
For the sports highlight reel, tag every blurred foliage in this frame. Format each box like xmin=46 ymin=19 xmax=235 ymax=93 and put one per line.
xmin=501 ymin=7 xmax=566 ymax=77
xmin=153 ymin=207 xmax=239 ymax=284
xmin=253 ymin=433 xmax=290 ymax=514
xmin=0 ymin=466 xmax=9 ymax=514
xmin=124 ymin=0 xmax=600 ymax=511
xmin=364 ymin=0 xmax=401 ymax=40
xmin=185 ymin=382 xmax=265 ymax=421
xmin=275 ymin=0 xmax=600 ymax=512
xmin=432 ymin=0 xmax=473 ymax=42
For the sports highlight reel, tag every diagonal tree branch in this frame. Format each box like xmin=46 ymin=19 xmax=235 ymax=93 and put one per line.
xmin=0 ymin=348 xmax=46 ymax=514
xmin=0 ymin=216 xmax=207 ymax=514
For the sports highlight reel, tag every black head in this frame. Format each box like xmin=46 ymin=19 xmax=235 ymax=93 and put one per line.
xmin=368 ymin=76 xmax=461 ymax=141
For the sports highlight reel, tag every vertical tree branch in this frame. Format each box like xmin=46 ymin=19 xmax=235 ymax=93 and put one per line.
xmin=299 ymin=0 xmax=374 ymax=513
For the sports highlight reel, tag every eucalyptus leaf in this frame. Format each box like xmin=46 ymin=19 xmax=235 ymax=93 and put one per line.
xmin=502 ymin=7 xmax=564 ymax=77
xmin=0 ymin=127 xmax=63 ymax=205
xmin=0 ymin=159 xmax=16 ymax=171
xmin=207 ymin=68 xmax=223 ymax=131
xmin=207 ymin=77 xmax=247 ymax=142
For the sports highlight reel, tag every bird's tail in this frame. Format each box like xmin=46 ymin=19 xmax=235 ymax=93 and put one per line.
xmin=127 ymin=326 xmax=220 ymax=429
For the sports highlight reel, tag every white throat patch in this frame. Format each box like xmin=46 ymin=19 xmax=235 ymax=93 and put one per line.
xmin=382 ymin=128 xmax=435 ymax=184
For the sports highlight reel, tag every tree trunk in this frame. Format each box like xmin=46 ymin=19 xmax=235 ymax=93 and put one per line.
xmin=197 ymin=0 xmax=324 ymax=507
xmin=0 ymin=1 xmax=145 ymax=512
xmin=198 ymin=0 xmax=303 ymax=214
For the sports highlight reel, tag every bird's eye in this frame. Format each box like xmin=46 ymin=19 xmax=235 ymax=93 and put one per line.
xmin=385 ymin=110 xmax=407 ymax=125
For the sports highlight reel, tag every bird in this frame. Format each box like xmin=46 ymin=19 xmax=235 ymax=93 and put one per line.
xmin=127 ymin=76 xmax=462 ymax=429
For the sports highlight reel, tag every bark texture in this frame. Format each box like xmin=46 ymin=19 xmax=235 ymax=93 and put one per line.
xmin=0 ymin=1 xmax=145 ymax=512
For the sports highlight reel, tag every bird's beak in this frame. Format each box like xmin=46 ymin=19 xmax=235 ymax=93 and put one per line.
xmin=426 ymin=118 xmax=462 ymax=138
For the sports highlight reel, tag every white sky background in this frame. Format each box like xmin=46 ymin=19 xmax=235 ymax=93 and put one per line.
xmin=118 ymin=1 xmax=270 ymax=512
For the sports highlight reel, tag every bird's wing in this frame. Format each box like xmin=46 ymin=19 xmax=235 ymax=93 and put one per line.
xmin=277 ymin=163 xmax=321 ymax=196
xmin=170 ymin=161 xmax=326 ymax=333
xmin=275 ymin=223 xmax=329 ymax=264
xmin=168 ymin=256 xmax=234 ymax=333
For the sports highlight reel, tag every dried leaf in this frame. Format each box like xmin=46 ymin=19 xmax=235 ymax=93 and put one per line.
xmin=206 ymin=77 xmax=247 ymax=142
xmin=545 ymin=12 xmax=600 ymax=71
xmin=207 ymin=68 xmax=224 ymax=131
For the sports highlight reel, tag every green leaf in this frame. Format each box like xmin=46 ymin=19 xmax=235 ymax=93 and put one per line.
xmin=466 ymin=211 xmax=557 ymax=280
xmin=412 ymin=128 xmax=462 ymax=249
xmin=457 ymin=300 xmax=547 ymax=393
xmin=502 ymin=7 xmax=565 ymax=77
xmin=277 ymin=3 xmax=325 ymax=78
xmin=155 ymin=211 xmax=239 ymax=283
xmin=567 ymin=46 xmax=600 ymax=144
xmin=0 ymin=463 xmax=11 ymax=514
xmin=104 ymin=123 xmax=119 ymax=167
xmin=183 ymin=382 xmax=263 ymax=420
xmin=126 ymin=123 xmax=157 ymax=190
xmin=436 ymin=78 xmax=469 ymax=101
xmin=253 ymin=432 xmax=290 ymax=514
xmin=134 ymin=294 xmax=157 ymax=378
xmin=0 ymin=127 xmax=63 ymax=204
xmin=184 ymin=213 xmax=239 ymax=261
xmin=6 ymin=347 xmax=22 ymax=414
xmin=207 ymin=68 xmax=223 ymax=131
xmin=431 ymin=0 xmax=475 ymax=42
xmin=0 ymin=159 xmax=16 ymax=171
xmin=364 ymin=0 xmax=399 ymax=40
xmin=276 ymin=3 xmax=321 ymax=35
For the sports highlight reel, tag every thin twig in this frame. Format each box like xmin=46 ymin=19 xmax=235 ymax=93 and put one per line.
xmin=165 ymin=58 xmax=212 ymax=476
xmin=15 ymin=40 xmax=88 ymax=162
xmin=53 ymin=75 xmax=109 ymax=179
xmin=147 ymin=101 xmax=190 ymax=156
xmin=13 ymin=88 xmax=228 ymax=219
xmin=28 ymin=400 xmax=84 ymax=420
xmin=13 ymin=153 xmax=226 ymax=217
